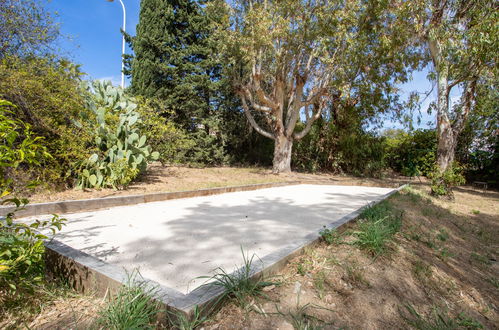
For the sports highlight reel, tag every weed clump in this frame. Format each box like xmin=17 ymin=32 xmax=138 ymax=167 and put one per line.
xmin=199 ymin=248 xmax=275 ymax=309
xmin=400 ymin=304 xmax=483 ymax=329
xmin=319 ymin=226 xmax=342 ymax=245
xmin=97 ymin=272 xmax=160 ymax=329
xmin=352 ymin=201 xmax=402 ymax=257
xmin=167 ymin=305 xmax=207 ymax=330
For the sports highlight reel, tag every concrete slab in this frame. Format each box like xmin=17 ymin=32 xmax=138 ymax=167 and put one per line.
xmin=29 ymin=184 xmax=394 ymax=295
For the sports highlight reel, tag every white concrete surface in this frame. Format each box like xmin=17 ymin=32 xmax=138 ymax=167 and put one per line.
xmin=34 ymin=184 xmax=394 ymax=294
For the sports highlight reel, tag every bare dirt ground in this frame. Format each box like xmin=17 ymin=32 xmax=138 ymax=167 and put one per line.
xmin=2 ymin=168 xmax=497 ymax=329
xmin=202 ymin=184 xmax=499 ymax=329
xmin=25 ymin=163 xmax=407 ymax=203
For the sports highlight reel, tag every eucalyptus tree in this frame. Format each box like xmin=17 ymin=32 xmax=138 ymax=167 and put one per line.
xmin=400 ymin=0 xmax=497 ymax=174
xmin=0 ymin=0 xmax=59 ymax=58
xmin=213 ymin=0 xmax=418 ymax=173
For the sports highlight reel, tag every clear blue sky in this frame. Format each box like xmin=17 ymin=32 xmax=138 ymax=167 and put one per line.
xmin=48 ymin=0 xmax=141 ymax=85
xmin=48 ymin=0 xmax=437 ymax=130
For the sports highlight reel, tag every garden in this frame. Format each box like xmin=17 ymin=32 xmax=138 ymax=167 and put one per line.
xmin=0 ymin=0 xmax=497 ymax=329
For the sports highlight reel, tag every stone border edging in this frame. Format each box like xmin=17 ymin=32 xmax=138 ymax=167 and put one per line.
xmin=42 ymin=183 xmax=407 ymax=319
xmin=1 ymin=181 xmax=300 ymax=218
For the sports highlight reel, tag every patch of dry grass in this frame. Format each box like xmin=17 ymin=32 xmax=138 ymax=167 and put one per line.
xmin=203 ymin=184 xmax=499 ymax=329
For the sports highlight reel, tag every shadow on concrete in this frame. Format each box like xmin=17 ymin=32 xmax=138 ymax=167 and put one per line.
xmin=112 ymin=189 xmax=386 ymax=292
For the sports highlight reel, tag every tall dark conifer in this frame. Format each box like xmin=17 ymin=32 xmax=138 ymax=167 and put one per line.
xmin=125 ymin=0 xmax=233 ymax=164
xmin=126 ymin=0 xmax=221 ymax=128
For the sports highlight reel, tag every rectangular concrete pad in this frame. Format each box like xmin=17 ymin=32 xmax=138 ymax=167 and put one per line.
xmin=24 ymin=183 xmax=403 ymax=317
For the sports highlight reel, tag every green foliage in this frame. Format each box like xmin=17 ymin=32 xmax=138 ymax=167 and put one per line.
xmin=0 ymin=0 xmax=59 ymax=58
xmin=0 ymin=100 xmax=51 ymax=195
xmin=167 ymin=305 xmax=208 ymax=330
xmin=429 ymin=164 xmax=465 ymax=197
xmin=400 ymin=304 xmax=483 ymax=330
xmin=198 ymin=248 xmax=275 ymax=309
xmin=0 ymin=56 xmax=91 ymax=189
xmin=135 ymin=97 xmax=195 ymax=165
xmin=77 ymin=81 xmax=158 ymax=189
xmin=97 ymin=272 xmax=160 ymax=329
xmin=353 ymin=201 xmax=402 ymax=257
xmin=384 ymin=129 xmax=436 ymax=177
xmin=293 ymin=118 xmax=388 ymax=177
xmin=456 ymin=81 xmax=499 ymax=187
xmin=185 ymin=116 xmax=228 ymax=166
xmin=293 ymin=120 xmax=341 ymax=173
xmin=0 ymin=199 xmax=65 ymax=294
xmin=106 ymin=158 xmax=140 ymax=189
xmin=337 ymin=131 xmax=387 ymax=177
xmin=126 ymin=0 xmax=228 ymax=166
xmin=319 ymin=226 xmax=342 ymax=245
xmin=0 ymin=100 xmax=66 ymax=298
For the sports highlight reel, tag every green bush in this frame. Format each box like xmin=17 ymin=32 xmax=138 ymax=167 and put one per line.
xmin=0 ymin=56 xmax=92 ymax=189
xmin=337 ymin=131 xmax=387 ymax=177
xmin=76 ymin=81 xmax=159 ymax=189
xmin=429 ymin=164 xmax=466 ymax=197
xmin=0 ymin=99 xmax=51 ymax=195
xmin=293 ymin=119 xmax=387 ymax=176
xmin=135 ymin=97 xmax=195 ymax=165
xmin=0 ymin=199 xmax=65 ymax=294
xmin=384 ymin=129 xmax=436 ymax=177
xmin=0 ymin=100 xmax=65 ymax=294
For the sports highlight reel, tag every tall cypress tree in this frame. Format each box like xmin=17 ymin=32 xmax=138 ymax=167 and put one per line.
xmin=126 ymin=0 xmax=218 ymax=126
xmin=125 ymin=0 xmax=229 ymax=164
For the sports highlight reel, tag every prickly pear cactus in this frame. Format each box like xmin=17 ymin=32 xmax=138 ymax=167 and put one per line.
xmin=77 ymin=81 xmax=158 ymax=189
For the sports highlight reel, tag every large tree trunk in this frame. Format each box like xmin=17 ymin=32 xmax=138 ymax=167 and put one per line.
xmin=436 ymin=115 xmax=457 ymax=172
xmin=272 ymin=135 xmax=293 ymax=173
xmin=435 ymin=63 xmax=454 ymax=173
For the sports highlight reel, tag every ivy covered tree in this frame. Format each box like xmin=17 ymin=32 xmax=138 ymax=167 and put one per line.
xmin=213 ymin=0 xmax=419 ymax=173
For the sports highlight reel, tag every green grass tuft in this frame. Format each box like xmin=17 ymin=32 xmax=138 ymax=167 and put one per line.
xmin=97 ymin=271 xmax=160 ymax=330
xmin=167 ymin=305 xmax=207 ymax=330
xmin=352 ymin=201 xmax=402 ymax=256
xmin=199 ymin=247 xmax=275 ymax=309
xmin=319 ymin=226 xmax=342 ymax=245
xmin=400 ymin=304 xmax=483 ymax=330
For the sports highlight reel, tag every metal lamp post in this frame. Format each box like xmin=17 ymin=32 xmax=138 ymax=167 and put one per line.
xmin=106 ymin=0 xmax=126 ymax=88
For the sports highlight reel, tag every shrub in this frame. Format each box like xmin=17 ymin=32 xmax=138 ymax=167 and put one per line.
xmin=0 ymin=99 xmax=65 ymax=295
xmin=0 ymin=200 xmax=65 ymax=294
xmin=135 ymin=97 xmax=195 ymax=165
xmin=0 ymin=100 xmax=51 ymax=194
xmin=384 ymin=129 xmax=436 ymax=177
xmin=429 ymin=164 xmax=465 ymax=197
xmin=293 ymin=119 xmax=388 ymax=176
xmin=0 ymin=56 xmax=92 ymax=189
xmin=76 ymin=81 xmax=158 ymax=189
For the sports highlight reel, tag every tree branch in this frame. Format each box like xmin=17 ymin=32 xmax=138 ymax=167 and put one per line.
xmin=452 ymin=78 xmax=476 ymax=136
xmin=239 ymin=94 xmax=275 ymax=140
xmin=293 ymin=102 xmax=323 ymax=140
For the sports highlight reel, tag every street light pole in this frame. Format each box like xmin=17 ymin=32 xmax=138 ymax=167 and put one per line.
xmin=106 ymin=0 xmax=126 ymax=88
